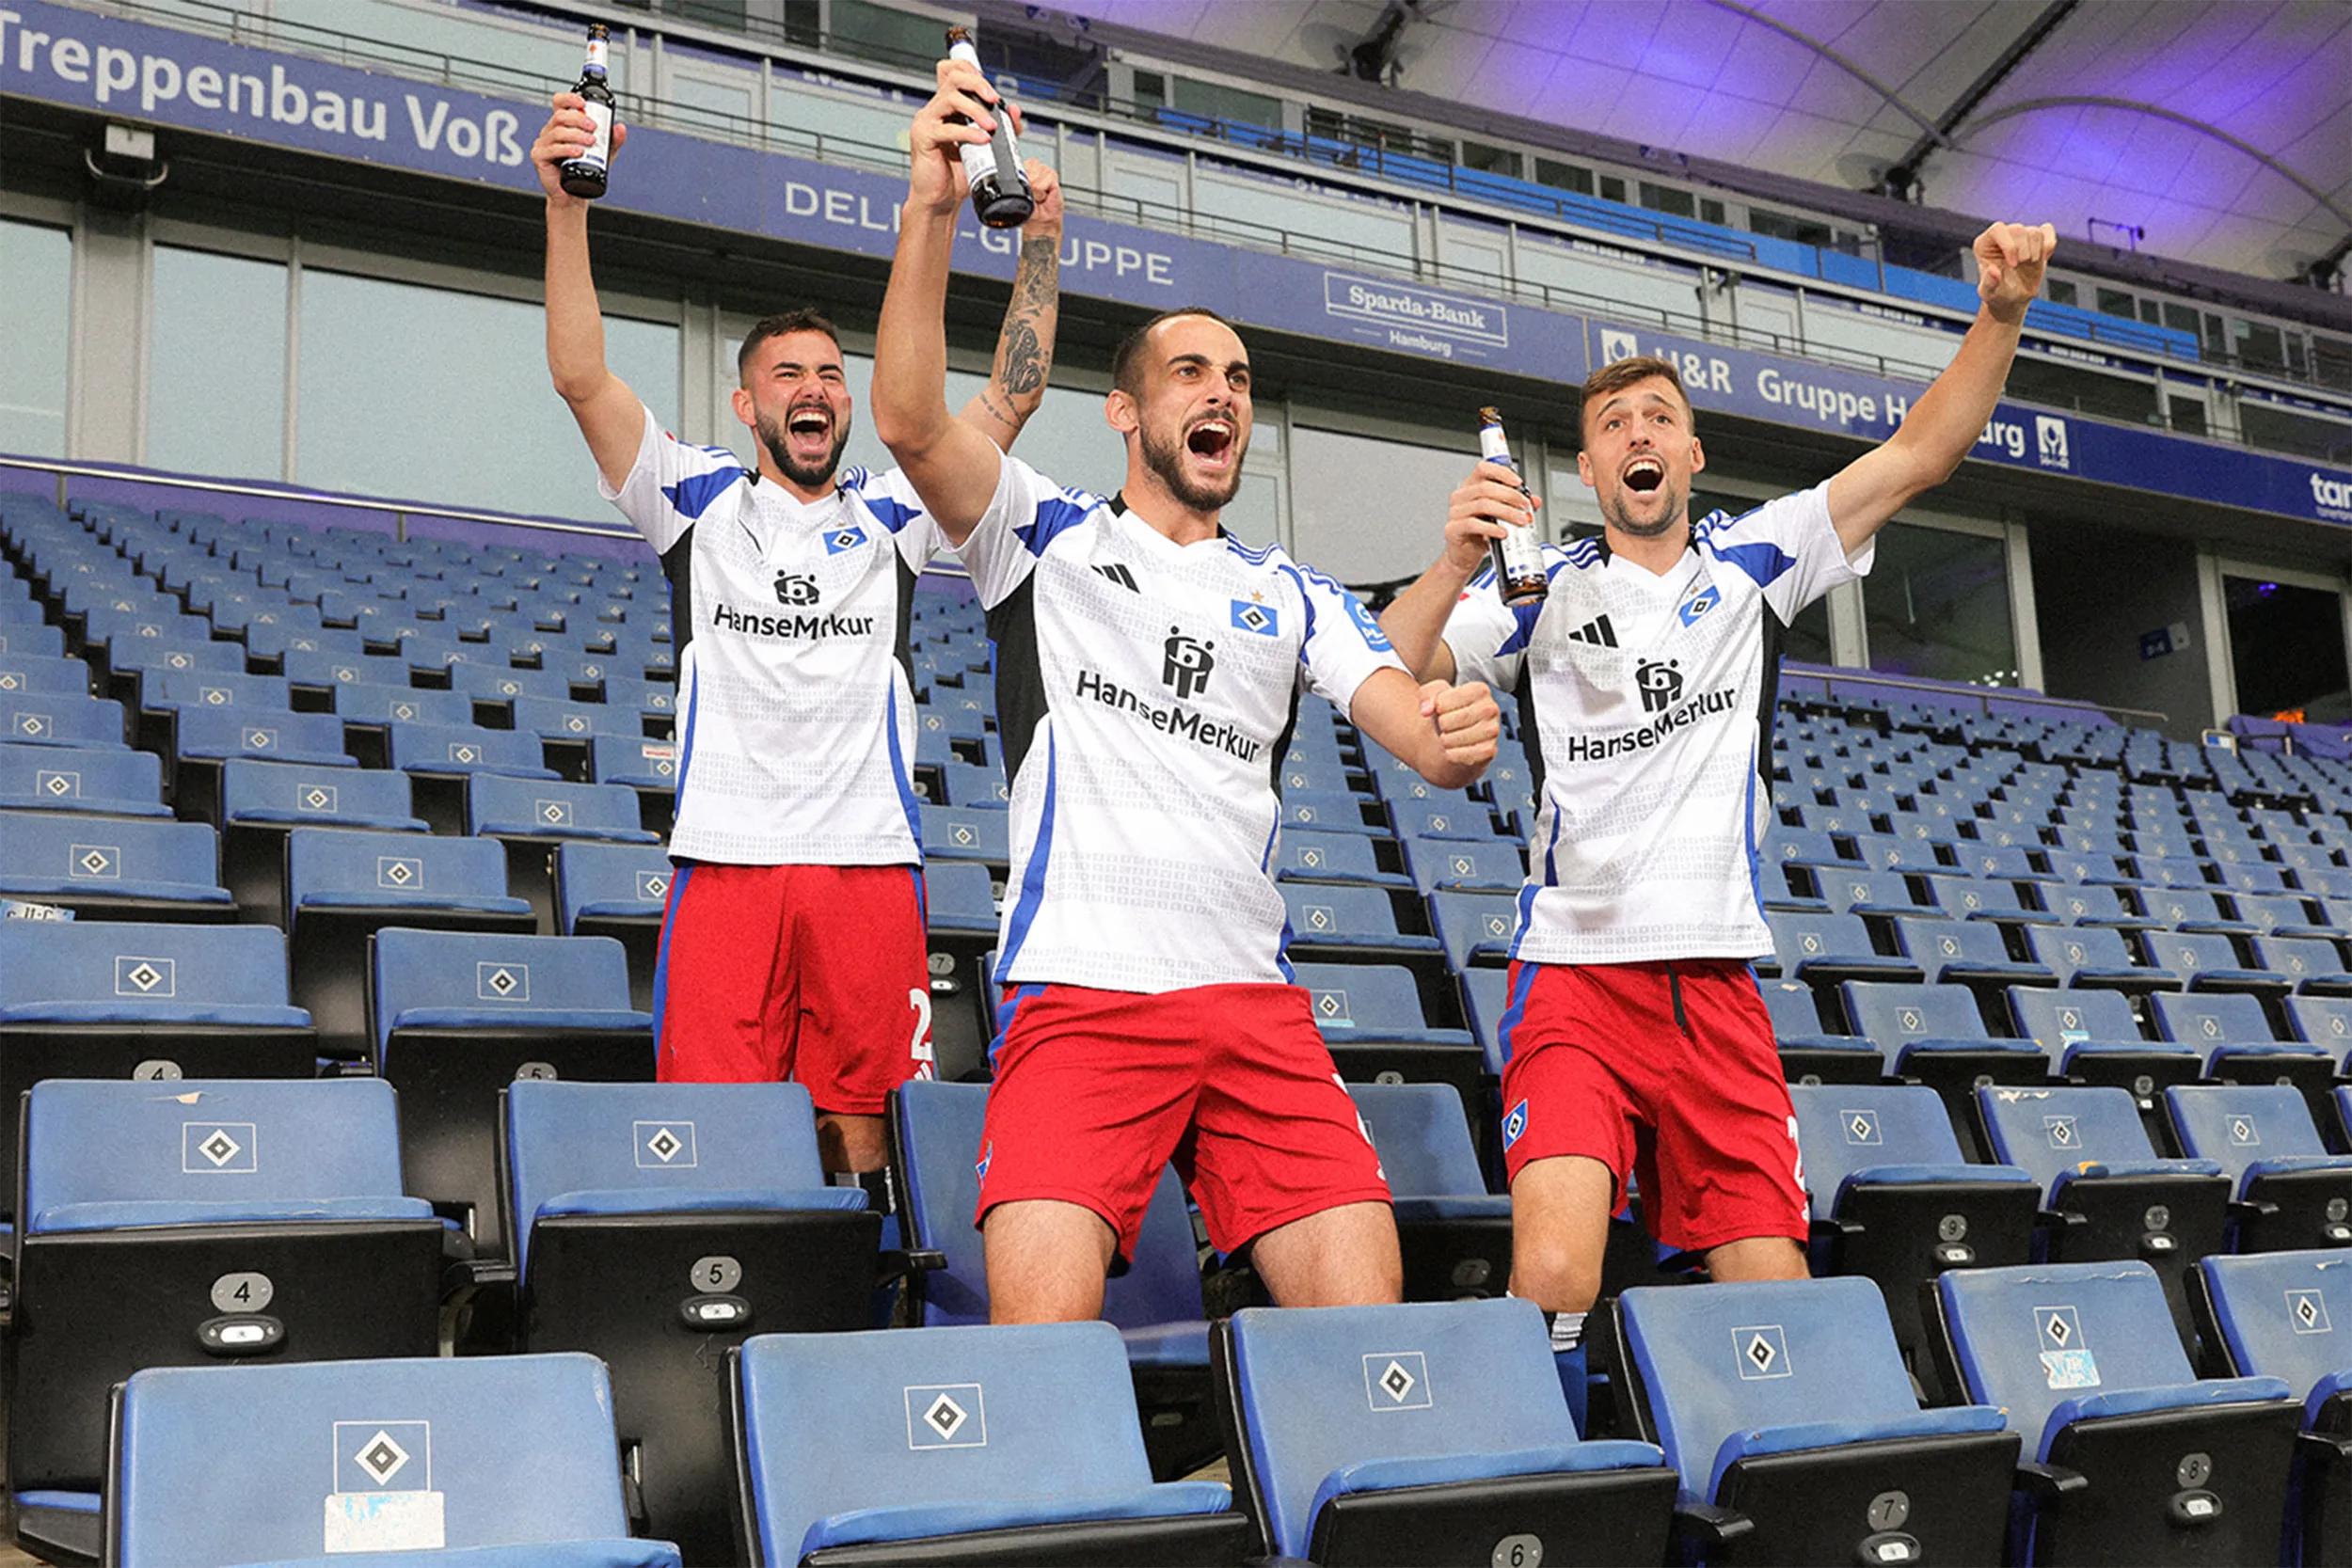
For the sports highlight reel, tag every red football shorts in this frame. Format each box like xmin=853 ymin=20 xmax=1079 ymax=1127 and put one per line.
xmin=1497 ymin=958 xmax=1807 ymax=1253
xmin=974 ymin=981 xmax=1391 ymax=1259
xmin=652 ymin=861 xmax=934 ymax=1113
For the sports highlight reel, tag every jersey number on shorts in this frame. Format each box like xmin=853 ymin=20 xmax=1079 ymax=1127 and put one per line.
xmin=908 ymin=987 xmax=936 ymax=1081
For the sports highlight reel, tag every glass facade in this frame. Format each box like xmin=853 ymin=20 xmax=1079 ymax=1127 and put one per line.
xmin=149 ymin=245 xmax=288 ymax=482
xmin=0 ymin=218 xmax=72 ymax=457
xmin=1864 ymin=524 xmax=2017 ymax=686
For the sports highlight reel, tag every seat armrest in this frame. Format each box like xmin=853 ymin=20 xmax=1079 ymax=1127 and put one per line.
xmin=2015 ymin=1461 xmax=2089 ymax=1503
xmin=1672 ymin=1501 xmax=1754 ymax=1549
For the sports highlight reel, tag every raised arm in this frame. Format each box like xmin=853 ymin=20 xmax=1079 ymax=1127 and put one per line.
xmin=956 ymin=166 xmax=1063 ymax=454
xmin=871 ymin=59 xmax=1023 ymax=543
xmin=532 ymin=94 xmax=644 ymax=491
xmin=1347 ymin=669 xmax=1501 ymax=790
xmin=1826 ymin=220 xmax=2055 ymax=552
xmin=1378 ymin=459 xmax=1540 ymax=682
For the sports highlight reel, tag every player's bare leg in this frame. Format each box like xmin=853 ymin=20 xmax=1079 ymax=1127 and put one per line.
xmin=1705 ymin=1235 xmax=1807 ymax=1282
xmin=1250 ymin=1200 xmax=1403 ymax=1307
xmin=984 ymin=1198 xmax=1118 ymax=1323
xmin=1507 ymin=1154 xmax=1616 ymax=1315
xmin=816 ymin=1111 xmax=887 ymax=1175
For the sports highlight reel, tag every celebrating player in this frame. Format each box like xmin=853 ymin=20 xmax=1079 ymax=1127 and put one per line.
xmin=1380 ymin=221 xmax=2058 ymax=1354
xmin=533 ymin=90 xmax=1066 ymax=1176
xmin=871 ymin=58 xmax=1502 ymax=1320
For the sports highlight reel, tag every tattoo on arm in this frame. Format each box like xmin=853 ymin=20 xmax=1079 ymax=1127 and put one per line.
xmin=991 ymin=235 xmax=1059 ymax=409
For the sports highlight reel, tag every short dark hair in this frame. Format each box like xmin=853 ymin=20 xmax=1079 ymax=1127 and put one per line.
xmin=738 ymin=309 xmax=842 ymax=383
xmin=1110 ymin=307 xmax=1241 ymax=396
xmin=1578 ymin=354 xmax=1693 ymax=442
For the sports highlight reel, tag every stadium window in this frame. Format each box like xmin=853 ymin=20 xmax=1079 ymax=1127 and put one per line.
xmin=1746 ymin=209 xmax=1833 ymax=248
xmin=1130 ymin=71 xmax=1167 ymax=113
xmin=1862 ymin=523 xmax=2016 ymax=687
xmin=2094 ymin=287 xmax=2137 ymax=321
xmin=2315 ymin=335 xmax=2352 ymax=393
xmin=2161 ymin=302 xmax=2199 ymax=340
xmin=827 ymin=0 xmax=940 ymax=67
xmin=1461 ymin=142 xmax=1521 ymax=178
xmin=2239 ymin=404 xmax=2352 ymax=465
xmin=1597 ymin=175 xmax=1627 ymax=203
xmin=1638 ymin=182 xmax=1696 ymax=219
xmin=2168 ymin=397 xmax=2207 ymax=437
xmin=2138 ymin=300 xmax=2163 ymax=325
xmin=148 ymin=245 xmax=288 ymax=482
xmin=2044 ymin=278 xmax=2078 ymax=307
xmin=0 ymin=217 xmax=70 ymax=457
xmin=2225 ymin=575 xmax=2351 ymax=722
xmin=1169 ymin=76 xmax=1282 ymax=135
xmin=297 ymin=268 xmax=679 ymax=522
xmin=1693 ymin=487 xmax=1831 ymax=663
xmin=2233 ymin=320 xmax=2288 ymax=373
xmin=1534 ymin=158 xmax=1594 ymax=196
xmin=1699 ymin=198 xmax=1726 ymax=226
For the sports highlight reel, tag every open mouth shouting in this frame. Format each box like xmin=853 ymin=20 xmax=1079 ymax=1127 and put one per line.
xmin=1186 ymin=416 xmax=1239 ymax=471
xmin=786 ymin=404 xmax=834 ymax=459
xmin=1621 ymin=454 xmax=1666 ymax=495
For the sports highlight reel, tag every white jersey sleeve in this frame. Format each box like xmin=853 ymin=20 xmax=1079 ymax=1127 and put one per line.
xmin=1695 ymin=481 xmax=1871 ymax=623
xmin=1443 ymin=568 xmax=1534 ymax=691
xmin=596 ymin=403 xmax=753 ymax=552
xmin=956 ymin=453 xmax=1104 ymax=609
xmin=1287 ymin=560 xmax=1410 ymax=721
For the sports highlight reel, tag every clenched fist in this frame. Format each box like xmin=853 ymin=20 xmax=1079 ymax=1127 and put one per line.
xmin=1420 ymin=679 xmax=1501 ymax=773
xmin=531 ymin=91 xmax=627 ymax=208
xmin=1974 ymin=221 xmax=2057 ymax=324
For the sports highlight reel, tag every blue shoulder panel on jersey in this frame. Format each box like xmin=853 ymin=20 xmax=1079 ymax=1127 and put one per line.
xmin=1706 ymin=536 xmax=1797 ymax=589
xmin=860 ymin=490 xmax=925 ymax=536
xmin=1015 ymin=493 xmax=1098 ymax=558
xmin=662 ymin=467 xmax=750 ymax=521
xmin=1272 ymin=563 xmax=1319 ymax=651
xmin=1287 ymin=561 xmax=1394 ymax=654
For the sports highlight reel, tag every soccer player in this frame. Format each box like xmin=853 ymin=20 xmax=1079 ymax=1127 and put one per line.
xmin=1380 ymin=221 xmax=2058 ymax=1353
xmin=532 ymin=90 xmax=1066 ymax=1176
xmin=870 ymin=61 xmax=1503 ymax=1321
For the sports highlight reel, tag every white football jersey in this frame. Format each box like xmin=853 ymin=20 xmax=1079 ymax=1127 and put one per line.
xmin=601 ymin=404 xmax=939 ymax=865
xmin=961 ymin=455 xmax=1407 ymax=993
xmin=1448 ymin=483 xmax=1870 ymax=964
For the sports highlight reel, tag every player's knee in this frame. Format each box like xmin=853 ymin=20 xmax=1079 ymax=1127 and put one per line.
xmin=1512 ymin=1228 xmax=1601 ymax=1315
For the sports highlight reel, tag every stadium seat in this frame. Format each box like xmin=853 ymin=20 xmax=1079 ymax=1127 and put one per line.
xmin=285 ymin=827 xmax=535 ymax=1061
xmin=2193 ymin=1248 xmax=2352 ymax=1566
xmin=889 ymin=1080 xmax=1216 ymax=1481
xmin=0 ymin=741 xmax=167 ymax=818
xmin=10 ymin=1079 xmax=442 ymax=1563
xmin=2163 ymin=1085 xmax=2352 ymax=1253
xmin=1838 ymin=981 xmax=2046 ymax=1151
xmin=465 ymin=774 xmax=660 ymax=933
xmin=1926 ymin=1260 xmax=2297 ymax=1565
xmin=2137 ymin=928 xmax=2293 ymax=1001
xmin=1211 ymin=1298 xmax=1675 ymax=1564
xmin=1788 ymin=1083 xmax=2037 ymax=1400
xmin=1606 ymin=1275 xmax=2016 ymax=1563
xmin=502 ymin=1080 xmax=876 ymax=1562
xmin=1295 ymin=961 xmax=1484 ymax=1142
xmin=920 ymin=802 xmax=1010 ymax=880
xmin=1430 ymin=890 xmax=1519 ymax=974
xmin=1765 ymin=910 xmax=1921 ymax=987
xmin=913 ymin=859 xmax=997 ymax=1084
xmin=1279 ymin=884 xmax=1444 ymax=981
xmin=0 ymin=807 xmax=233 ymax=920
xmin=1753 ymin=974 xmax=1883 ymax=1083
xmin=1891 ymin=915 xmax=2055 ymax=1002
xmin=0 ymin=692 xmax=128 ymax=750
xmin=1976 ymin=1085 xmax=2229 ymax=1336
xmin=2149 ymin=990 xmax=2336 ymax=1107
xmin=1400 ymin=834 xmax=1522 ymax=895
xmin=1272 ymin=830 xmax=1406 ymax=892
xmin=0 ymin=652 xmax=99 ymax=698
xmin=2020 ymin=921 xmax=2178 ymax=994
xmin=106 ymin=1353 xmax=679 ymax=1567
xmin=218 ymin=759 xmax=427 ymax=926
xmin=552 ymin=840 xmax=672 ymax=1013
xmin=1280 ymin=788 xmax=1384 ymax=836
xmin=168 ymin=707 xmax=357 ymax=825
xmin=134 ymin=668 xmax=294 ymax=760
xmin=329 ymin=681 xmax=473 ymax=767
xmin=2251 ymin=934 xmax=2352 ymax=995
xmin=729 ymin=1321 xmax=1248 ymax=1565
xmin=2004 ymin=984 xmax=2200 ymax=1117
xmin=370 ymin=928 xmax=651 ymax=1251
xmin=1348 ymin=1082 xmax=1509 ymax=1302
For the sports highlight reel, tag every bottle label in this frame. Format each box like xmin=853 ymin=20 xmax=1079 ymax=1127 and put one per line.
xmin=585 ymin=37 xmax=609 ymax=72
xmin=577 ymin=102 xmax=612 ymax=172
xmin=1478 ymin=425 xmax=1515 ymax=467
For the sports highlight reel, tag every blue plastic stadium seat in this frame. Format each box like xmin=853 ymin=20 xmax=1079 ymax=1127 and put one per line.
xmin=731 ymin=1321 xmax=1246 ymax=1564
xmin=503 ymin=1081 xmax=874 ymax=1560
xmin=387 ymin=720 xmax=556 ymax=781
xmin=1929 ymin=1261 xmax=2297 ymax=1565
xmin=1788 ymin=1084 xmax=2037 ymax=1397
xmin=1430 ymin=891 xmax=1519 ymax=973
xmin=1766 ymin=910 xmax=1921 ymax=987
xmin=217 ymin=759 xmax=426 ymax=924
xmin=107 ymin=1354 xmax=678 ymax=1567
xmin=2137 ymin=928 xmax=2292 ymax=999
xmin=0 ymin=808 xmax=231 ymax=918
xmin=2149 ymin=990 xmax=2333 ymax=1093
xmin=285 ymin=827 xmax=534 ymax=1062
xmin=1274 ymin=829 xmax=1408 ymax=891
xmin=1977 ymin=1085 xmax=2230 ymax=1335
xmin=12 ymin=1080 xmax=443 ymax=1564
xmin=1836 ymin=981 xmax=2044 ymax=1103
xmin=1279 ymin=788 xmax=1382 ymax=837
xmin=890 ymin=1081 xmax=1216 ymax=1480
xmin=921 ymin=803 xmax=1010 ymax=867
xmin=2164 ymin=1085 xmax=2352 ymax=1252
xmin=1612 ymin=1275 xmax=2017 ymax=1562
xmin=1349 ymin=1082 xmax=1510 ymax=1302
xmin=0 ymin=692 xmax=128 ymax=750
xmin=551 ymin=841 xmax=673 ymax=1012
xmin=0 ymin=653 xmax=99 ymax=697
xmin=0 ymin=742 xmax=166 ymax=817
xmin=330 ymin=681 xmax=474 ymax=729
xmin=1216 ymin=1298 xmax=1674 ymax=1562
xmin=2196 ymin=1249 xmax=2352 ymax=1562
xmin=1280 ymin=884 xmax=1442 ymax=972
xmin=1892 ymin=915 xmax=2055 ymax=989
xmin=370 ymin=929 xmax=650 ymax=1253
xmin=510 ymin=695 xmax=644 ymax=742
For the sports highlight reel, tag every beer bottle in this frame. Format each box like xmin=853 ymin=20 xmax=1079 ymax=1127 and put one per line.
xmin=559 ymin=24 xmax=616 ymax=200
xmin=944 ymin=27 xmax=1035 ymax=229
xmin=1478 ymin=407 xmax=1548 ymax=606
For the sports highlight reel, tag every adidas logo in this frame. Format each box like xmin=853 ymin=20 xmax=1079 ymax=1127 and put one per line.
xmin=1092 ymin=563 xmax=1139 ymax=593
xmin=1565 ymin=614 xmax=1617 ymax=648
